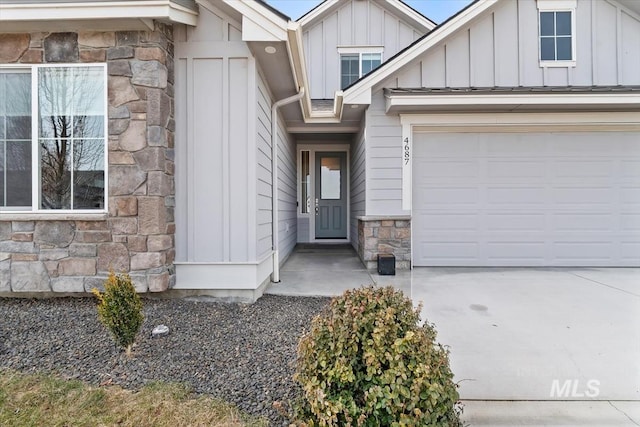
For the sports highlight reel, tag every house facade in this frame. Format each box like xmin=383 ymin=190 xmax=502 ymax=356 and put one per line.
xmin=0 ymin=0 xmax=639 ymax=300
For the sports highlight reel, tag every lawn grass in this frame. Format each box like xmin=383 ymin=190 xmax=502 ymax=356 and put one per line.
xmin=0 ymin=370 xmax=268 ymax=427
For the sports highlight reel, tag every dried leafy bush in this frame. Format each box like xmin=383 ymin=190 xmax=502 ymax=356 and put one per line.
xmin=294 ymin=286 xmax=462 ymax=426
xmin=92 ymin=272 xmax=144 ymax=356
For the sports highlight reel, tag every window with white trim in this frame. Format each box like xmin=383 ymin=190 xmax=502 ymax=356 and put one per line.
xmin=539 ymin=10 xmax=573 ymax=62
xmin=0 ymin=64 xmax=107 ymax=212
xmin=340 ymin=52 xmax=382 ymax=89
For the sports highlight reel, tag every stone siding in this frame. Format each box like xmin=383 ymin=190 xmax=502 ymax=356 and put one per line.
xmin=357 ymin=217 xmax=411 ymax=270
xmin=0 ymin=25 xmax=175 ymax=294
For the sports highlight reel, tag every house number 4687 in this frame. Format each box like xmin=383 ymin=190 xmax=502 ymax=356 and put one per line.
xmin=403 ymin=137 xmax=410 ymax=165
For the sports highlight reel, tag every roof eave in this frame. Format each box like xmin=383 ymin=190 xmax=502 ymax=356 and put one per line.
xmin=0 ymin=1 xmax=198 ymax=25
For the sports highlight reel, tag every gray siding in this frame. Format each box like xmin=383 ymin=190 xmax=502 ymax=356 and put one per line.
xmin=256 ymin=72 xmax=298 ymax=263
xmin=277 ymin=116 xmax=298 ymax=263
xmin=256 ymin=73 xmax=273 ymax=259
xmin=364 ymin=90 xmax=404 ymax=216
xmin=350 ymin=117 xmax=367 ymax=250
xmin=303 ymin=0 xmax=425 ymax=99
xmin=175 ymin=5 xmax=256 ymax=263
xmin=391 ymin=0 xmax=640 ymax=88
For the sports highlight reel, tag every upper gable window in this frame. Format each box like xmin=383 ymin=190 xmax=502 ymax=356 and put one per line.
xmin=537 ymin=0 xmax=576 ymax=67
xmin=0 ymin=64 xmax=107 ymax=212
xmin=339 ymin=48 xmax=383 ymax=89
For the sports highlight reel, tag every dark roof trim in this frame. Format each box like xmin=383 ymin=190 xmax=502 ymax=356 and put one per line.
xmin=255 ymin=0 xmax=290 ymax=21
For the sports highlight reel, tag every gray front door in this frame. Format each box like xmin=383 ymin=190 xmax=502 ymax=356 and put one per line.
xmin=315 ymin=152 xmax=347 ymax=239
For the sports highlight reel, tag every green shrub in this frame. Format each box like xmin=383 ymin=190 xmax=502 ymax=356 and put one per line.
xmin=92 ymin=272 xmax=144 ymax=356
xmin=294 ymin=286 xmax=462 ymax=426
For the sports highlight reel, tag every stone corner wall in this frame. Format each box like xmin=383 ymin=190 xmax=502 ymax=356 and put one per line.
xmin=0 ymin=23 xmax=176 ymax=294
xmin=357 ymin=218 xmax=411 ymax=270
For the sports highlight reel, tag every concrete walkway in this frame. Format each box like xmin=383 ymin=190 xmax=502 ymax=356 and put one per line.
xmin=266 ymin=246 xmax=640 ymax=425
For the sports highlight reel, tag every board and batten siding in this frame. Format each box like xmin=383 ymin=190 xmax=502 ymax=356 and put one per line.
xmin=256 ymin=72 xmax=298 ymax=264
xmin=303 ymin=0 xmax=425 ymax=99
xmin=350 ymin=117 xmax=367 ymax=251
xmin=174 ymin=4 xmax=257 ymax=264
xmin=390 ymin=0 xmax=640 ymax=88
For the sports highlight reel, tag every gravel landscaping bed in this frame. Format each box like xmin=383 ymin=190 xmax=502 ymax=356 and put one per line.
xmin=0 ymin=295 xmax=330 ymax=426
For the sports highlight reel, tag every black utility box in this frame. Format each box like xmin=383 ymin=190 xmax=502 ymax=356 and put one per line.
xmin=377 ymin=254 xmax=396 ymax=275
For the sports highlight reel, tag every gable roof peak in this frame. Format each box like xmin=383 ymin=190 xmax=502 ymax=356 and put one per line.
xmin=298 ymin=0 xmax=436 ymax=32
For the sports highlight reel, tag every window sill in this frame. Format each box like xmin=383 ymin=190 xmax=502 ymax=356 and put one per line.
xmin=539 ymin=60 xmax=576 ymax=68
xmin=0 ymin=212 xmax=108 ymax=221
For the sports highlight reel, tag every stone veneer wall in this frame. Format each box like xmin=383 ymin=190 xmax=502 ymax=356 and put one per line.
xmin=357 ymin=217 xmax=411 ymax=270
xmin=0 ymin=25 xmax=175 ymax=294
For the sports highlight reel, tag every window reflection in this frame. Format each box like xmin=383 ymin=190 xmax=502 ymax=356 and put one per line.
xmin=321 ymin=157 xmax=341 ymax=200
xmin=38 ymin=66 xmax=104 ymax=209
xmin=0 ymin=71 xmax=32 ymax=209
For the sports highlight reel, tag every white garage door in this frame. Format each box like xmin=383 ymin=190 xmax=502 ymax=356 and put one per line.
xmin=412 ymin=132 xmax=640 ymax=266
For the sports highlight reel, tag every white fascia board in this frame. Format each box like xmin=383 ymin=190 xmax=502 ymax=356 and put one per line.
xmin=400 ymin=111 xmax=640 ymax=128
xmin=222 ymin=0 xmax=288 ymax=41
xmin=378 ymin=0 xmax=436 ymax=31
xmin=386 ymin=92 xmax=640 ymax=112
xmin=342 ymin=0 xmax=499 ymax=105
xmin=297 ymin=0 xmax=340 ymax=27
xmin=0 ymin=1 xmax=198 ymax=25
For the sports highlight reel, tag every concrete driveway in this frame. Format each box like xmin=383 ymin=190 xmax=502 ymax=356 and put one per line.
xmin=406 ymin=267 xmax=640 ymax=402
xmin=404 ymin=267 xmax=640 ymax=425
xmin=270 ymin=248 xmax=640 ymax=424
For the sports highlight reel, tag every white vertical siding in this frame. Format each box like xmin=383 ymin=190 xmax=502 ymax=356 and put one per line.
xmin=350 ymin=117 xmax=367 ymax=251
xmin=391 ymin=0 xmax=640 ymax=89
xmin=302 ymin=0 xmax=427 ymax=99
xmin=175 ymin=5 xmax=257 ymax=264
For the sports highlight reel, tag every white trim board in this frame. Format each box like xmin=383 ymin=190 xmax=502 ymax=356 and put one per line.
xmin=0 ymin=1 xmax=198 ymax=25
xmin=385 ymin=92 xmax=640 ymax=113
xmin=174 ymin=252 xmax=273 ymax=290
xmin=296 ymin=144 xmax=351 ymax=243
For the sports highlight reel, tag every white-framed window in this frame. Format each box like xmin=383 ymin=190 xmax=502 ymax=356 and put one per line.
xmin=0 ymin=64 xmax=108 ymax=213
xmin=537 ymin=0 xmax=576 ymax=67
xmin=338 ymin=47 xmax=383 ymax=89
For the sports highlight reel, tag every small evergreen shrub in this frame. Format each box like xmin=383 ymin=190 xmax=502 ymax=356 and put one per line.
xmin=92 ymin=272 xmax=144 ymax=356
xmin=294 ymin=286 xmax=462 ymax=426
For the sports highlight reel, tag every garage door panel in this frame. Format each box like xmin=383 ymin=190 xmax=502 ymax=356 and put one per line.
xmin=552 ymin=213 xmax=614 ymax=231
xmin=412 ymin=131 xmax=640 ymax=267
xmin=487 ymin=187 xmax=547 ymax=204
xmin=553 ymin=160 xmax=613 ymax=178
xmin=622 ymin=242 xmax=640 ymax=262
xmin=488 ymin=161 xmax=545 ymax=178
xmin=621 ymin=214 xmax=640 ymax=231
xmin=622 ymin=161 xmax=640 ymax=177
xmin=552 ymin=187 xmax=613 ymax=204
xmin=416 ymin=161 xmax=478 ymax=178
xmin=416 ymin=186 xmax=479 ymax=205
xmin=417 ymin=213 xmax=478 ymax=230
xmin=486 ymin=213 xmax=546 ymax=231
